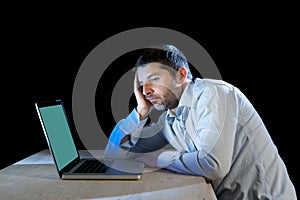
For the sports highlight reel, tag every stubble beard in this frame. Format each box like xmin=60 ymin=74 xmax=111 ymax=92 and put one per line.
xmin=152 ymin=97 xmax=179 ymax=111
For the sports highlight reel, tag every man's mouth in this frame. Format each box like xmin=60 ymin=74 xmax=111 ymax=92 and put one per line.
xmin=147 ymin=97 xmax=159 ymax=103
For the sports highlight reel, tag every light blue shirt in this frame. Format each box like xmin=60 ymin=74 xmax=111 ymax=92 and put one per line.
xmin=104 ymin=78 xmax=297 ymax=199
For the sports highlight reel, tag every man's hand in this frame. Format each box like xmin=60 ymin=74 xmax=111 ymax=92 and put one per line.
xmin=134 ymin=72 xmax=153 ymax=120
xmin=135 ymin=149 xmax=166 ymax=168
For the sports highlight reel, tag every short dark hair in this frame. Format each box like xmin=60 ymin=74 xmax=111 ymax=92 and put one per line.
xmin=134 ymin=44 xmax=193 ymax=80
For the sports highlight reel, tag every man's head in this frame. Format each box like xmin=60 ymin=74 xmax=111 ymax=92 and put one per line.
xmin=134 ymin=44 xmax=192 ymax=111
xmin=135 ymin=44 xmax=193 ymax=81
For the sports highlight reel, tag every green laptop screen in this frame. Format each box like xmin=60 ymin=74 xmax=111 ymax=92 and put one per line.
xmin=39 ymin=105 xmax=78 ymax=170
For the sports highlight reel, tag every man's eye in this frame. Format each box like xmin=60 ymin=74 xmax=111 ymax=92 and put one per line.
xmin=150 ymin=77 xmax=159 ymax=82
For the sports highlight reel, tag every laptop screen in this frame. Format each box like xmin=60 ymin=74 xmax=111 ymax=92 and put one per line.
xmin=38 ymin=102 xmax=78 ymax=170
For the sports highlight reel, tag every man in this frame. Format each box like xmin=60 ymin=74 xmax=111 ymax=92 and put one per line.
xmin=104 ymin=44 xmax=297 ymax=199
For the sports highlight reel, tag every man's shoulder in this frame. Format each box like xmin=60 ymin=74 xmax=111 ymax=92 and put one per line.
xmin=193 ymin=77 xmax=227 ymax=85
xmin=193 ymin=78 xmax=235 ymax=89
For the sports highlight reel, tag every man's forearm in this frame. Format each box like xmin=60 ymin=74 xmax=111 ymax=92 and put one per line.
xmin=104 ymin=109 xmax=148 ymax=158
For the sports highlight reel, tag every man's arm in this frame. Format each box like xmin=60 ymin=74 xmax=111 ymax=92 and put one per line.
xmin=104 ymin=108 xmax=169 ymax=158
xmin=104 ymin=109 xmax=148 ymax=158
xmin=104 ymin=72 xmax=159 ymax=158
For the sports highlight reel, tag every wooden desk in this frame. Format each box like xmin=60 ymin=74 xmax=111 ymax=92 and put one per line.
xmin=0 ymin=150 xmax=217 ymax=200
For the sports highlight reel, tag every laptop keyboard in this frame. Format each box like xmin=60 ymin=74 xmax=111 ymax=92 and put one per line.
xmin=74 ymin=159 xmax=107 ymax=173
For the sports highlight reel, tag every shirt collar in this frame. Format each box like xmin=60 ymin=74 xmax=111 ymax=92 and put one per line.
xmin=177 ymin=80 xmax=194 ymax=109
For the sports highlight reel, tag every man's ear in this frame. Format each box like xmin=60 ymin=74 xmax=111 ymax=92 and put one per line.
xmin=176 ymin=67 xmax=187 ymax=83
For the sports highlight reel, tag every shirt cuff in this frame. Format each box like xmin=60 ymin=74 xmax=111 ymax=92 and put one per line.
xmin=157 ymin=151 xmax=181 ymax=168
xmin=119 ymin=109 xmax=148 ymax=137
xmin=118 ymin=109 xmax=148 ymax=147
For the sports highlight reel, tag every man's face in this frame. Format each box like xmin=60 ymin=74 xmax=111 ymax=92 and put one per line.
xmin=136 ymin=62 xmax=182 ymax=110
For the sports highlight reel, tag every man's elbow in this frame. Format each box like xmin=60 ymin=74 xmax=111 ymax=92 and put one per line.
xmin=103 ymin=149 xmax=114 ymax=158
xmin=198 ymin=155 xmax=230 ymax=180
xmin=103 ymin=142 xmax=124 ymax=158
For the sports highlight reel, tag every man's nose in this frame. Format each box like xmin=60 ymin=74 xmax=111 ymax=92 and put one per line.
xmin=142 ymin=83 xmax=154 ymax=96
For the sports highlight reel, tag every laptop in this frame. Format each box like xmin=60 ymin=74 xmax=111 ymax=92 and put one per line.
xmin=35 ymin=99 xmax=144 ymax=180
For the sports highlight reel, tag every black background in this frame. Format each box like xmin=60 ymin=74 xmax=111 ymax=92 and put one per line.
xmin=1 ymin=7 xmax=298 ymax=195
